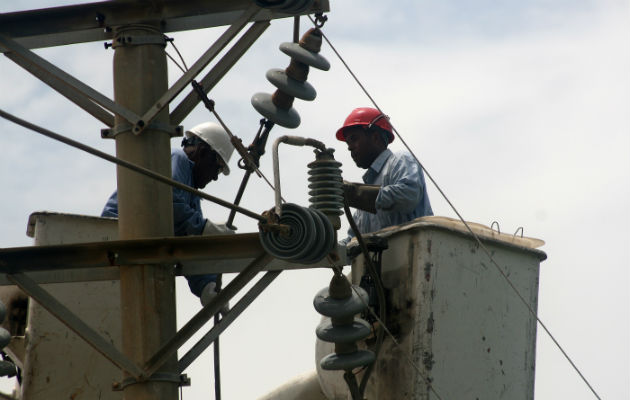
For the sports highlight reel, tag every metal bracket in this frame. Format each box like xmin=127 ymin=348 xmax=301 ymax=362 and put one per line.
xmin=112 ymin=373 xmax=191 ymax=391
xmin=101 ymin=122 xmax=183 ymax=139
xmin=107 ymin=34 xmax=167 ymax=49
xmin=134 ymin=4 xmax=261 ymax=135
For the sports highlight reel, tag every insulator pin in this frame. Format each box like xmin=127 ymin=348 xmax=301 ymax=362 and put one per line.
xmin=314 ymin=276 xmax=375 ymax=372
xmin=308 ymin=149 xmax=344 ymax=226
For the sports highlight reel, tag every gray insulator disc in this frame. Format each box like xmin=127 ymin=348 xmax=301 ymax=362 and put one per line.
xmin=313 ymin=285 xmax=369 ymax=318
xmin=279 ymin=42 xmax=331 ymax=71
xmin=309 ymin=194 xmax=344 ymax=204
xmin=308 ymin=188 xmax=343 ymax=197
xmin=307 ymin=166 xmax=342 ymax=176
xmin=307 ymin=159 xmax=342 ymax=169
xmin=0 ymin=328 xmax=10 ymax=348
xmin=309 ymin=195 xmax=344 ymax=213
xmin=260 ymin=203 xmax=316 ymax=261
xmin=251 ymin=92 xmax=300 ymax=128
xmin=320 ymin=349 xmax=375 ymax=371
xmin=0 ymin=360 xmax=15 ymax=377
xmin=316 ymin=318 xmax=372 ymax=343
xmin=266 ymin=69 xmax=317 ymax=100
xmin=308 ymin=174 xmax=343 ymax=187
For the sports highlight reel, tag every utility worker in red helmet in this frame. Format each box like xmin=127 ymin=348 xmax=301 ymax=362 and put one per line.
xmin=337 ymin=107 xmax=433 ymax=244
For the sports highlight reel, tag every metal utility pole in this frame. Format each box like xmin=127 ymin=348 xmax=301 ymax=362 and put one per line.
xmin=112 ymin=24 xmax=178 ymax=399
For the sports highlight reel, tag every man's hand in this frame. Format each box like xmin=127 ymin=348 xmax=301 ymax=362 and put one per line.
xmin=202 ymin=220 xmax=236 ymax=235
xmin=343 ymin=181 xmax=380 ymax=214
xmin=200 ymin=281 xmax=230 ymax=315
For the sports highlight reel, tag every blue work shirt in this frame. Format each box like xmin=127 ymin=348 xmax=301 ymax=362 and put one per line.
xmin=343 ymin=148 xmax=433 ymax=243
xmin=101 ymin=148 xmax=216 ymax=296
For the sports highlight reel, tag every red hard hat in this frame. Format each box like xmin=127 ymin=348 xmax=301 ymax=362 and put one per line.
xmin=335 ymin=107 xmax=394 ymax=143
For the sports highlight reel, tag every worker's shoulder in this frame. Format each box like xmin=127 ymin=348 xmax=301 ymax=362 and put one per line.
xmin=389 ymin=149 xmax=416 ymax=164
xmin=171 ymin=148 xmax=191 ymax=164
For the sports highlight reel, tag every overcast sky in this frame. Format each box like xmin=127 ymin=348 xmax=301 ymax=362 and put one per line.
xmin=0 ymin=1 xmax=628 ymax=399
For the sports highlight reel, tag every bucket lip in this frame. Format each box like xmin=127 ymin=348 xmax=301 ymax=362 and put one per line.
xmin=27 ymin=211 xmax=117 ymax=238
xmin=347 ymin=215 xmax=548 ymax=261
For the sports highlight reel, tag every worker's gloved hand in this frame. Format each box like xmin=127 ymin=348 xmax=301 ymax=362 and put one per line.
xmin=202 ymin=220 xmax=236 ymax=235
xmin=342 ymin=180 xmax=379 ymax=214
xmin=200 ymin=281 xmax=230 ymax=315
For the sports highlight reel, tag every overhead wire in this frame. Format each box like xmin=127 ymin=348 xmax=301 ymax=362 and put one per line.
xmin=0 ymin=108 xmax=266 ymax=224
xmin=309 ymin=14 xmax=603 ymax=400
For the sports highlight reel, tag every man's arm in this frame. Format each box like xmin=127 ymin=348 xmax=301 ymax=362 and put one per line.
xmin=375 ymin=152 xmax=422 ymax=213
xmin=171 ymin=152 xmax=206 ymax=236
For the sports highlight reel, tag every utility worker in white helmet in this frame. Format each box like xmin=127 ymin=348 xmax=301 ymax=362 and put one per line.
xmin=101 ymin=122 xmax=235 ymax=308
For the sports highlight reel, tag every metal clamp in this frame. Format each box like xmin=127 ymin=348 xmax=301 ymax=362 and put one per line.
xmin=102 ymin=122 xmax=183 ymax=139
xmin=313 ymin=12 xmax=328 ymax=28
xmin=112 ymin=372 xmax=190 ymax=391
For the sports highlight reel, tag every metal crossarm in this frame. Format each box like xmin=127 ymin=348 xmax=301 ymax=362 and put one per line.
xmin=170 ymin=20 xmax=270 ymax=125
xmin=143 ymin=253 xmax=274 ymax=377
xmin=135 ymin=4 xmax=260 ymax=134
xmin=0 ymin=34 xmax=139 ymax=127
xmin=177 ymin=270 xmax=281 ymax=372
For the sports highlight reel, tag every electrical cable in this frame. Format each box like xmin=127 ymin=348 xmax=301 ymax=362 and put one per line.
xmin=0 ymin=108 xmax=267 ymax=224
xmin=166 ymin=36 xmax=189 ymax=72
xmin=342 ymin=202 xmax=386 ymax=396
xmin=166 ymin=51 xmax=187 ymax=74
xmin=311 ymin=14 xmax=602 ymax=400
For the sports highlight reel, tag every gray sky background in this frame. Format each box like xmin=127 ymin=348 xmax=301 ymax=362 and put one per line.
xmin=0 ymin=1 xmax=628 ymax=399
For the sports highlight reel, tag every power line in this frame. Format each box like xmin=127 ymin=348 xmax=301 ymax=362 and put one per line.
xmin=0 ymin=108 xmax=266 ymax=224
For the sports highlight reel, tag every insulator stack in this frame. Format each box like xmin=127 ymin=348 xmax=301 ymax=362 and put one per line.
xmin=254 ymin=0 xmax=315 ymax=14
xmin=308 ymin=148 xmax=343 ymax=229
xmin=259 ymin=203 xmax=335 ymax=264
xmin=251 ymin=27 xmax=330 ymax=128
xmin=314 ymin=274 xmax=375 ymax=372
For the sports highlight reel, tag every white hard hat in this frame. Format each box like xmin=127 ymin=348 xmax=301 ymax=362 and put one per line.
xmin=185 ymin=122 xmax=234 ymax=175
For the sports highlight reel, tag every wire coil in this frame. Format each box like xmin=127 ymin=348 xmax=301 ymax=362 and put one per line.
xmin=259 ymin=203 xmax=334 ymax=264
